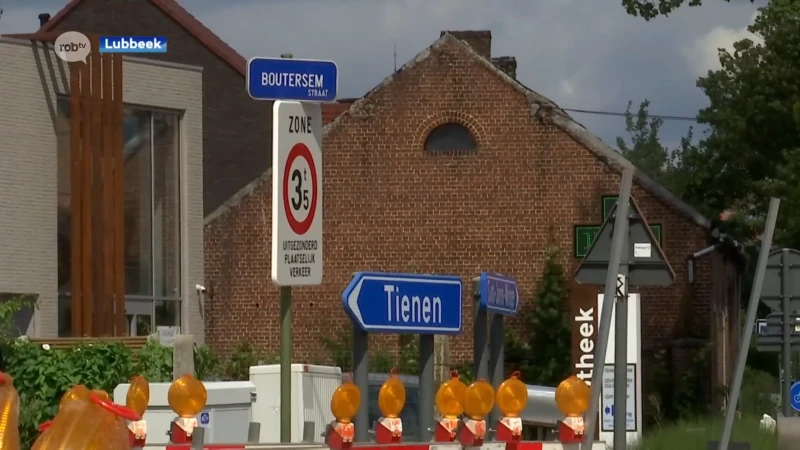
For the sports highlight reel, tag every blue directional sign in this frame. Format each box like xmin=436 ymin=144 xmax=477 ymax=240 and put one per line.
xmin=246 ymin=57 xmax=338 ymax=102
xmin=342 ymin=272 xmax=463 ymax=335
xmin=479 ymin=272 xmax=519 ymax=315
xmin=791 ymin=381 xmax=800 ymax=412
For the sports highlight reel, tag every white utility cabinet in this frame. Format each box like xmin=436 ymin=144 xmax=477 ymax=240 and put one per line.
xmin=249 ymin=364 xmax=342 ymax=443
xmin=113 ymin=380 xmax=255 ymax=444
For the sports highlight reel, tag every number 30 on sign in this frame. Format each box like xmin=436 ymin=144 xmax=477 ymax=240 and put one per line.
xmin=272 ymin=100 xmax=323 ymax=286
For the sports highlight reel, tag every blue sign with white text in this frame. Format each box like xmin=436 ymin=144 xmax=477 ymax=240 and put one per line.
xmin=479 ymin=272 xmax=519 ymax=315
xmin=791 ymin=381 xmax=800 ymax=412
xmin=246 ymin=57 xmax=338 ymax=102
xmin=342 ymin=272 xmax=463 ymax=335
xmin=99 ymin=36 xmax=167 ymax=53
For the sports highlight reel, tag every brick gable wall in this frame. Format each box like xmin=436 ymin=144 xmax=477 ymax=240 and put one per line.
xmin=203 ymin=38 xmax=713 ymax=364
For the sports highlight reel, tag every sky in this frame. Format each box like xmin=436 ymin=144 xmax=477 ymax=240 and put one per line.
xmin=0 ymin=0 xmax=765 ymax=149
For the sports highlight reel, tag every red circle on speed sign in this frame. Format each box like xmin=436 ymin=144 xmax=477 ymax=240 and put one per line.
xmin=282 ymin=142 xmax=318 ymax=235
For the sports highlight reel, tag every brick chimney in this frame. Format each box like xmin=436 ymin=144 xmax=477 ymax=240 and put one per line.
xmin=492 ymin=56 xmax=517 ymax=79
xmin=441 ymin=30 xmax=492 ymax=58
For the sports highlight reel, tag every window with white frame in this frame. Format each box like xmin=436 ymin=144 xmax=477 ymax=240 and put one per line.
xmin=56 ymin=98 xmax=182 ymax=336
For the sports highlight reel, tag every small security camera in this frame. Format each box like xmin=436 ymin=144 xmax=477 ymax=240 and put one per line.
xmin=195 ymin=284 xmax=207 ymax=294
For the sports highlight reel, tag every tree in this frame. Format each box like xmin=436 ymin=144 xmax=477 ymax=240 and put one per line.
xmin=622 ymin=0 xmax=754 ymax=21
xmin=679 ymin=0 xmax=800 ymax=245
xmin=615 ymin=100 xmax=690 ymax=197
xmin=519 ymin=245 xmax=571 ymax=385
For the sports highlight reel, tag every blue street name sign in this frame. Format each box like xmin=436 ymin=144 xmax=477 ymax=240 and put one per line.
xmin=246 ymin=57 xmax=338 ymax=102
xmin=791 ymin=381 xmax=800 ymax=412
xmin=342 ymin=272 xmax=463 ymax=335
xmin=479 ymin=272 xmax=519 ymax=315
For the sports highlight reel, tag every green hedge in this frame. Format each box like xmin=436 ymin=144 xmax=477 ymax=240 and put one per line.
xmin=1 ymin=337 xmax=271 ymax=449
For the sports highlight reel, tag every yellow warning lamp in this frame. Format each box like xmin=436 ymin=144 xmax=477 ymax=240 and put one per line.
xmin=495 ymin=371 xmax=528 ymax=418
xmin=330 ymin=379 xmax=361 ymax=424
xmin=168 ymin=374 xmax=207 ymax=418
xmin=555 ymin=376 xmax=590 ymax=417
xmin=435 ymin=370 xmax=467 ymax=419
xmin=126 ymin=376 xmax=150 ymax=416
xmin=463 ymin=379 xmax=495 ymax=421
xmin=378 ymin=368 xmax=406 ymax=418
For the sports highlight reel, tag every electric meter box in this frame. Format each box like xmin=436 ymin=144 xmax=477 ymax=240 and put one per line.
xmin=249 ymin=364 xmax=342 ymax=443
xmin=113 ymin=380 xmax=255 ymax=445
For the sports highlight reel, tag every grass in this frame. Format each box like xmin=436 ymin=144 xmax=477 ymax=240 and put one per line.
xmin=630 ymin=416 xmax=777 ymax=450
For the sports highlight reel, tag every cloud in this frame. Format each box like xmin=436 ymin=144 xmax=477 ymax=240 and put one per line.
xmin=560 ymin=80 xmax=576 ymax=98
xmin=1 ymin=0 xmax=763 ymax=148
xmin=682 ymin=11 xmax=763 ymax=77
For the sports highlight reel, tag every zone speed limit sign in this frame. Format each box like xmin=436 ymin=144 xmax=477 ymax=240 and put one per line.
xmin=272 ymin=100 xmax=323 ymax=286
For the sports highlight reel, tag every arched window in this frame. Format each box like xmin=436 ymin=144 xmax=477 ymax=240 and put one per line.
xmin=424 ymin=123 xmax=477 ymax=152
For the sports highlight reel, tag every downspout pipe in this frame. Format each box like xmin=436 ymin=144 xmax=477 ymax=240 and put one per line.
xmin=688 ymin=242 xmax=721 ymax=284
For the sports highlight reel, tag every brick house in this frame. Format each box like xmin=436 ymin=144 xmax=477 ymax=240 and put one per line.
xmin=203 ymin=30 xmax=744 ymax=400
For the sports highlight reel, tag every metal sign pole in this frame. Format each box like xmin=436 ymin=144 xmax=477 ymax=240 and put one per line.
xmin=719 ymin=197 xmax=781 ymax=450
xmin=280 ymin=285 xmax=292 ymax=442
xmin=614 ymin=272 xmax=629 ymax=450
xmin=353 ymin=326 xmax=370 ymax=443
xmin=582 ymin=168 xmax=633 ymax=449
xmin=489 ymin=312 xmax=505 ymax=426
xmin=419 ymin=335 xmax=435 ymax=442
xmin=782 ymin=248 xmax=791 ymax=416
xmin=473 ymin=278 xmax=489 ymax=380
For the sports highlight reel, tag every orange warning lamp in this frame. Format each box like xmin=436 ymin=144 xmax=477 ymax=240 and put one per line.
xmin=91 ymin=389 xmax=110 ymax=401
xmin=458 ymin=379 xmax=495 ymax=446
xmin=496 ymin=372 xmax=528 ymax=418
xmin=555 ymin=375 xmax=590 ymax=417
xmin=378 ymin=370 xmax=406 ymax=419
xmin=463 ymin=379 xmax=495 ymax=420
xmin=0 ymin=373 xmax=20 ymax=450
xmin=435 ymin=370 xmax=467 ymax=419
xmin=126 ymin=376 xmax=150 ymax=416
xmin=555 ymin=375 xmax=590 ymax=444
xmin=327 ymin=379 xmax=360 ymax=450
xmin=375 ymin=368 xmax=406 ymax=444
xmin=168 ymin=374 xmax=207 ymax=418
xmin=59 ymin=385 xmax=91 ymax=409
xmin=495 ymin=372 xmax=528 ymax=442
xmin=330 ymin=380 xmax=361 ymax=424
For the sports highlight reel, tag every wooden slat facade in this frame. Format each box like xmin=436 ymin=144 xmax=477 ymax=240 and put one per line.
xmin=15 ymin=32 xmax=127 ymax=337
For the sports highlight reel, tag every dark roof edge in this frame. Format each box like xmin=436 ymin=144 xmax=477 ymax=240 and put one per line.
xmin=441 ymin=34 xmax=713 ymax=230
xmin=205 ymin=32 xmax=712 ymax=234
xmin=204 ymin=169 xmax=272 ymax=226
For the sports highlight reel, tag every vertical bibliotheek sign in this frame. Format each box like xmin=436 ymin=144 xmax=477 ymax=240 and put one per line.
xmin=272 ymin=100 xmax=323 ymax=286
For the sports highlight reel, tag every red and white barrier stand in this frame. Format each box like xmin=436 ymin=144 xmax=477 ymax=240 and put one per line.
xmin=128 ymin=419 xmax=147 ymax=448
xmin=495 ymin=416 xmax=523 ymax=450
xmin=169 ymin=417 xmax=198 ymax=445
xmin=326 ymin=420 xmax=355 ymax=450
xmin=435 ymin=417 xmax=460 ymax=442
xmin=374 ymin=417 xmax=403 ymax=444
xmin=557 ymin=415 xmax=585 ymax=444
xmin=457 ymin=417 xmax=487 ymax=447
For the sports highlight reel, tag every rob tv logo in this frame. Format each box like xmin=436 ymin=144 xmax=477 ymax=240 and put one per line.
xmin=99 ymin=36 xmax=168 ymax=53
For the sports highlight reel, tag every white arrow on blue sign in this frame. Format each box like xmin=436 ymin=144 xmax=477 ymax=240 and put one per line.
xmin=791 ymin=381 xmax=800 ymax=412
xmin=246 ymin=57 xmax=338 ymax=102
xmin=342 ymin=272 xmax=463 ymax=335
xmin=479 ymin=272 xmax=519 ymax=315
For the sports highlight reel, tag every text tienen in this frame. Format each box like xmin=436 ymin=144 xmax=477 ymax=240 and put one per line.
xmin=384 ymin=285 xmax=442 ymax=324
